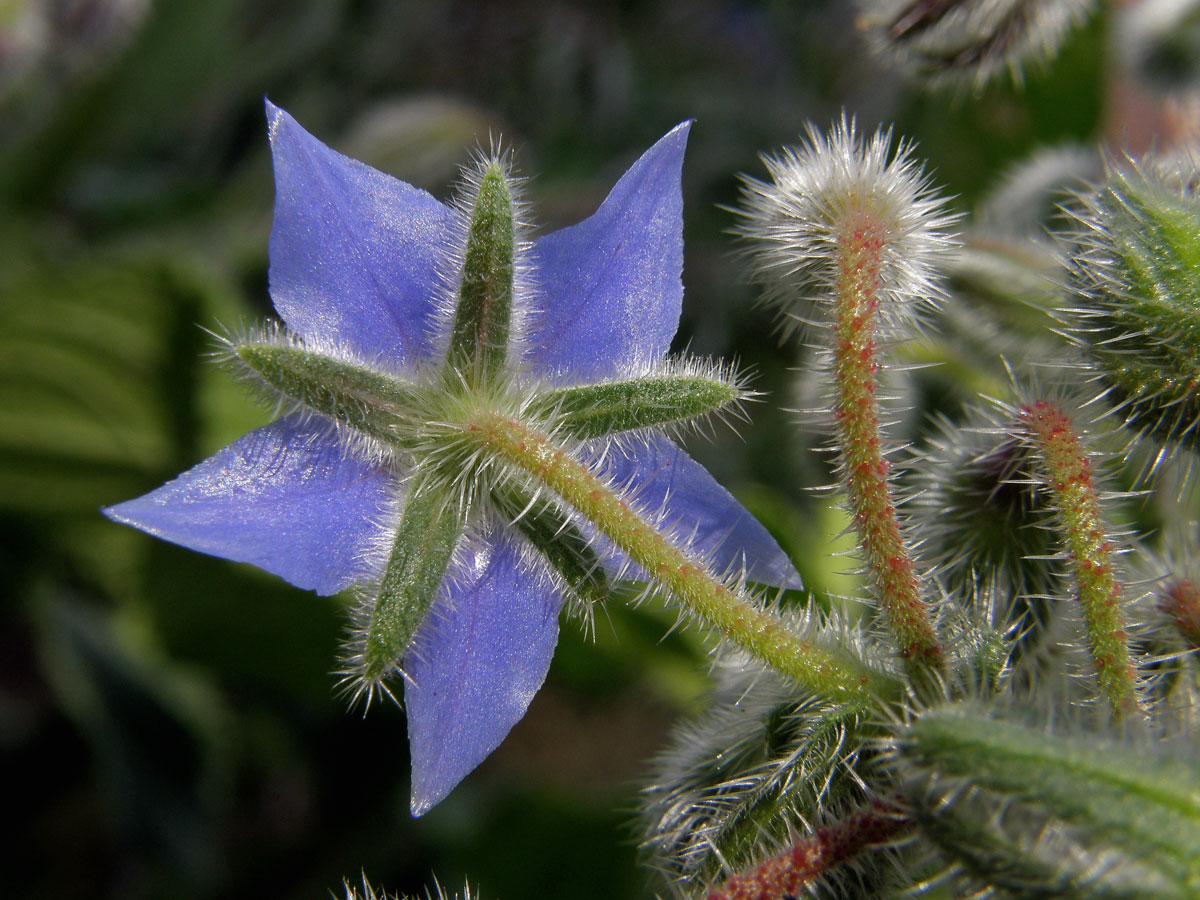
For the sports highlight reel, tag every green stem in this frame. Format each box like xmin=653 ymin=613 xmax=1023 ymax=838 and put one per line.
xmin=1020 ymin=401 xmax=1142 ymax=717
xmin=832 ymin=213 xmax=943 ymax=677
xmin=465 ymin=412 xmax=891 ymax=706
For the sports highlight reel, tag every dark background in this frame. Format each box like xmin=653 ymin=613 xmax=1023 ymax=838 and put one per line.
xmin=0 ymin=2 xmax=1141 ymax=898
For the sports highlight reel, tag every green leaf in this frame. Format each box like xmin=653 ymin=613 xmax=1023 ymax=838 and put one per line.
xmin=0 ymin=254 xmax=228 ymax=514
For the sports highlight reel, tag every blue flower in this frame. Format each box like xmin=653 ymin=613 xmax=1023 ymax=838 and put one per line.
xmin=105 ymin=102 xmax=799 ymax=814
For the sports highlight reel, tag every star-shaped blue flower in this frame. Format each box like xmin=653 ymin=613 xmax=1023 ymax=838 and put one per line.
xmin=105 ymin=102 xmax=799 ymax=814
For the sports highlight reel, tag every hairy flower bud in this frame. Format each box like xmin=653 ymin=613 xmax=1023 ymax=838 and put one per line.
xmin=910 ymin=415 xmax=1058 ymax=603
xmin=856 ymin=0 xmax=1096 ymax=89
xmin=639 ymin=610 xmax=897 ymax=895
xmin=1063 ymin=159 xmax=1200 ymax=461
xmin=737 ymin=116 xmax=958 ymax=343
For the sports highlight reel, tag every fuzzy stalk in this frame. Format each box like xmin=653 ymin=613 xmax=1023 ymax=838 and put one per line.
xmin=703 ymin=802 xmax=908 ymax=900
xmin=490 ymin=481 xmax=612 ymax=608
xmin=464 ymin=412 xmax=893 ymax=706
xmin=832 ymin=212 xmax=942 ymax=676
xmin=1020 ymin=400 xmax=1142 ymax=717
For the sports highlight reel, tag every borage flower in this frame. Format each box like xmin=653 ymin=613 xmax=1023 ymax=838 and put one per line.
xmin=104 ymin=102 xmax=799 ymax=814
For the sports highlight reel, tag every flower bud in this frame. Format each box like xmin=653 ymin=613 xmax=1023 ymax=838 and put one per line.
xmin=1064 ymin=160 xmax=1200 ymax=457
xmin=856 ymin=0 xmax=1096 ymax=89
xmin=639 ymin=610 xmax=895 ymax=894
xmin=736 ymin=116 xmax=957 ymax=343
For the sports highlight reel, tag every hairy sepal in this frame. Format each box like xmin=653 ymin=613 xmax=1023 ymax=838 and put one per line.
xmin=449 ymin=158 xmax=515 ymax=383
xmin=894 ymin=704 xmax=1200 ymax=898
xmin=347 ymin=480 xmax=463 ymax=703
xmin=229 ymin=329 xmax=421 ymax=453
xmin=490 ymin=481 xmax=611 ymax=614
xmin=528 ymin=362 xmax=744 ymax=439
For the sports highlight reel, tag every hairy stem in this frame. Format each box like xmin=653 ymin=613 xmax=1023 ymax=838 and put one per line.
xmin=704 ymin=802 xmax=909 ymax=900
xmin=1020 ymin=401 xmax=1142 ymax=717
xmin=833 ymin=213 xmax=942 ymax=677
xmin=465 ymin=412 xmax=893 ymax=706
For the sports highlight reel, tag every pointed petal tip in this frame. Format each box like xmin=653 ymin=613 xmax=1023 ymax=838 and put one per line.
xmin=667 ymin=119 xmax=694 ymax=138
xmin=99 ymin=419 xmax=394 ymax=596
xmin=654 ymin=119 xmax=694 ymax=156
xmin=409 ymin=793 xmax=435 ymax=817
xmin=524 ymin=120 xmax=692 ymax=379
xmin=264 ymin=97 xmax=288 ymax=140
xmin=263 ymin=99 xmax=455 ymax=364
xmin=644 ymin=119 xmax=692 ymax=168
xmin=100 ymin=496 xmax=154 ymax=531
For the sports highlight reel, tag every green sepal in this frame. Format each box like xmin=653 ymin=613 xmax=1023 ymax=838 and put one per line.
xmin=640 ymin=663 xmax=881 ymax=888
xmin=1075 ymin=171 xmax=1200 ymax=449
xmin=235 ymin=341 xmax=419 ymax=448
xmin=898 ymin=704 xmax=1200 ymax=897
xmin=449 ymin=161 xmax=514 ymax=382
xmin=530 ymin=375 xmax=739 ymax=439
xmin=491 ymin=482 xmax=611 ymax=608
xmin=362 ymin=483 xmax=463 ymax=683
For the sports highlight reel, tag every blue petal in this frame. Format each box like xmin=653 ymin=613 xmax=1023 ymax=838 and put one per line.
xmin=596 ymin=433 xmax=801 ymax=588
xmin=404 ymin=525 xmax=564 ymax=815
xmin=525 ymin=122 xmax=692 ymax=382
xmin=266 ymin=101 xmax=456 ymax=367
xmin=103 ymin=417 xmax=394 ymax=595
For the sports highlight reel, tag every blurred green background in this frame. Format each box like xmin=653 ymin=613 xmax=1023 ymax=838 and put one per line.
xmin=0 ymin=2 xmax=1117 ymax=898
